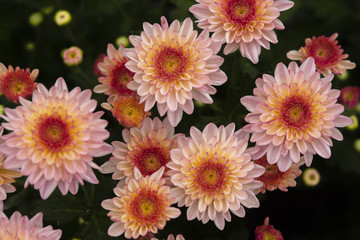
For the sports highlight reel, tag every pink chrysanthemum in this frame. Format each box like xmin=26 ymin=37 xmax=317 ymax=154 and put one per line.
xmin=62 ymin=46 xmax=83 ymax=66
xmin=339 ymin=86 xmax=360 ymax=109
xmin=93 ymin=53 xmax=106 ymax=76
xmin=167 ymin=123 xmax=264 ymax=230
xmin=253 ymin=153 xmax=301 ymax=193
xmin=0 ymin=127 xmax=22 ymax=210
xmin=0 ymin=211 xmax=62 ymax=240
xmin=0 ymin=63 xmax=38 ymax=103
xmin=0 ymin=78 xmax=112 ymax=199
xmin=152 ymin=234 xmax=185 ymax=240
xmin=101 ymin=117 xmax=181 ymax=183
xmin=101 ymin=167 xmax=181 ymax=239
xmin=125 ymin=16 xmax=227 ymax=126
xmin=255 ymin=217 xmax=284 ymax=240
xmin=101 ymin=95 xmax=151 ymax=128
xmin=94 ymin=44 xmax=135 ymax=98
xmin=241 ymin=58 xmax=353 ymax=171
xmin=190 ymin=0 xmax=294 ymax=63
xmin=287 ymin=33 xmax=356 ymax=76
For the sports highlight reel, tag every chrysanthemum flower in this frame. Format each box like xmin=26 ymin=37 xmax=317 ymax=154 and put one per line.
xmin=0 ymin=63 xmax=38 ymax=103
xmin=190 ymin=0 xmax=294 ymax=63
xmin=255 ymin=217 xmax=283 ymax=240
xmin=287 ymin=33 xmax=356 ymax=76
xmin=62 ymin=46 xmax=83 ymax=66
xmin=94 ymin=44 xmax=135 ymax=98
xmin=339 ymin=86 xmax=360 ymax=109
xmin=253 ymin=153 xmax=301 ymax=193
xmin=152 ymin=234 xmax=185 ymax=240
xmin=101 ymin=95 xmax=151 ymax=128
xmin=240 ymin=58 xmax=353 ymax=171
xmin=0 ymin=78 xmax=112 ymax=199
xmin=93 ymin=53 xmax=106 ymax=76
xmin=101 ymin=167 xmax=181 ymax=239
xmin=101 ymin=117 xmax=181 ymax=182
xmin=0 ymin=211 xmax=62 ymax=239
xmin=167 ymin=123 xmax=264 ymax=230
xmin=125 ymin=16 xmax=227 ymax=126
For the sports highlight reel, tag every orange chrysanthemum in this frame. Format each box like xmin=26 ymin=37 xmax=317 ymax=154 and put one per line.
xmin=101 ymin=95 xmax=151 ymax=128
xmin=287 ymin=33 xmax=356 ymax=76
xmin=94 ymin=44 xmax=135 ymax=98
xmin=101 ymin=167 xmax=181 ymax=239
xmin=0 ymin=63 xmax=38 ymax=103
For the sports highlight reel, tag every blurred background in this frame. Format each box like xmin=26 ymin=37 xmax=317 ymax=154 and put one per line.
xmin=0 ymin=0 xmax=360 ymax=239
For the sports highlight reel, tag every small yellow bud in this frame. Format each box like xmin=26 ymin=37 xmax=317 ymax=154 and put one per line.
xmin=303 ymin=168 xmax=320 ymax=187
xmin=116 ymin=36 xmax=130 ymax=48
xmin=29 ymin=12 xmax=43 ymax=26
xmin=346 ymin=115 xmax=358 ymax=130
xmin=25 ymin=42 xmax=35 ymax=51
xmin=354 ymin=139 xmax=360 ymax=152
xmin=54 ymin=10 xmax=72 ymax=26
xmin=337 ymin=71 xmax=349 ymax=81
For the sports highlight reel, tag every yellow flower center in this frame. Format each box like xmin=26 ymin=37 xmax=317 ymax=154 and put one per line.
xmin=132 ymin=147 xmax=169 ymax=176
xmin=195 ymin=161 xmax=226 ymax=193
xmin=155 ymin=46 xmax=187 ymax=82
xmin=280 ymin=95 xmax=312 ymax=129
xmin=225 ymin=0 xmax=256 ymax=26
xmin=130 ymin=189 xmax=164 ymax=224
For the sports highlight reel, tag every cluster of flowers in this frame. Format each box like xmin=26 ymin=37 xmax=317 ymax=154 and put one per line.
xmin=0 ymin=0 xmax=357 ymax=239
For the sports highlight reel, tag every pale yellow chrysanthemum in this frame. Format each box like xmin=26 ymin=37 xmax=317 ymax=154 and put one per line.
xmin=168 ymin=123 xmax=264 ymax=229
xmin=101 ymin=167 xmax=181 ymax=239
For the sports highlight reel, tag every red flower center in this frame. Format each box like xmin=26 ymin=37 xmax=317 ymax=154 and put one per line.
xmin=306 ymin=36 xmax=342 ymax=68
xmin=225 ymin=0 xmax=256 ymax=27
xmin=0 ymin=69 xmax=36 ymax=103
xmin=132 ymin=147 xmax=169 ymax=176
xmin=130 ymin=189 xmax=164 ymax=224
xmin=38 ymin=116 xmax=72 ymax=151
xmin=154 ymin=47 xmax=188 ymax=82
xmin=280 ymin=95 xmax=312 ymax=129
xmin=195 ymin=161 xmax=226 ymax=193
xmin=110 ymin=62 xmax=135 ymax=95
xmin=256 ymin=155 xmax=285 ymax=186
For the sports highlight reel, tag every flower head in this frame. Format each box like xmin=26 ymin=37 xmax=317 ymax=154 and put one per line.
xmin=101 ymin=167 xmax=181 ymax=239
xmin=302 ymin=167 xmax=320 ymax=186
xmin=0 ymin=78 xmax=112 ymax=199
xmin=125 ymin=16 xmax=227 ymax=126
xmin=93 ymin=53 xmax=106 ymax=76
xmin=94 ymin=44 xmax=135 ymax=98
xmin=0 ymin=127 xmax=22 ymax=210
xmin=62 ymin=46 xmax=83 ymax=67
xmin=167 ymin=123 xmax=264 ymax=230
xmin=339 ymin=86 xmax=360 ymax=109
xmin=253 ymin=153 xmax=301 ymax=193
xmin=0 ymin=63 xmax=38 ymax=103
xmin=54 ymin=10 xmax=72 ymax=26
xmin=255 ymin=217 xmax=284 ymax=240
xmin=190 ymin=0 xmax=294 ymax=63
xmin=0 ymin=211 xmax=62 ymax=240
xmin=101 ymin=95 xmax=151 ymax=128
xmin=241 ymin=58 xmax=353 ymax=171
xmin=152 ymin=234 xmax=185 ymax=240
xmin=101 ymin=117 xmax=181 ymax=183
xmin=287 ymin=33 xmax=356 ymax=76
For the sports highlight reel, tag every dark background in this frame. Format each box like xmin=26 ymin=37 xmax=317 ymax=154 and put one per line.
xmin=0 ymin=0 xmax=359 ymax=239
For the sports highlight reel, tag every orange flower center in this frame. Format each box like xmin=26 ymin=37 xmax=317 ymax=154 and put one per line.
xmin=110 ymin=62 xmax=134 ymax=95
xmin=130 ymin=189 xmax=163 ymax=224
xmin=306 ymin=36 xmax=342 ymax=68
xmin=154 ymin=47 xmax=188 ymax=82
xmin=280 ymin=95 xmax=312 ymax=129
xmin=195 ymin=161 xmax=226 ymax=193
xmin=132 ymin=147 xmax=169 ymax=176
xmin=38 ymin=116 xmax=72 ymax=151
xmin=225 ymin=0 xmax=256 ymax=27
